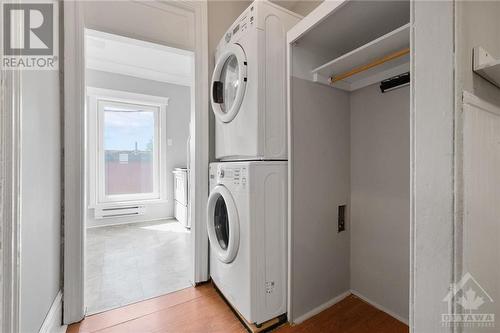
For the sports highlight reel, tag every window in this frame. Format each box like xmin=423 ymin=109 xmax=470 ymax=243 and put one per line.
xmin=88 ymin=88 xmax=168 ymax=205
xmin=99 ymin=100 xmax=159 ymax=201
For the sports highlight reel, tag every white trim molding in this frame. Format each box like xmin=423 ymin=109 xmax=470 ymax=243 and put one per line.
xmin=463 ymin=90 xmax=500 ymax=116
xmin=176 ymin=0 xmax=210 ymax=285
xmin=39 ymin=291 xmax=66 ymax=333
xmin=63 ymin=0 xmax=86 ymax=324
xmin=291 ymin=291 xmax=351 ymax=325
xmin=350 ymin=290 xmax=409 ymax=326
xmin=1 ymin=11 xmax=23 ymax=333
xmin=86 ymin=28 xmax=194 ymax=87
xmin=86 ymin=87 xmax=169 ymax=206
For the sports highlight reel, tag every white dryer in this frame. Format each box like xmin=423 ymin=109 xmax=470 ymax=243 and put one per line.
xmin=207 ymin=161 xmax=287 ymax=325
xmin=210 ymin=1 xmax=301 ymax=161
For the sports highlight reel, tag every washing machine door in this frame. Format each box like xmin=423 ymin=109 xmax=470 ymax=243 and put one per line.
xmin=211 ymin=43 xmax=247 ymax=123
xmin=207 ymin=185 xmax=240 ymax=263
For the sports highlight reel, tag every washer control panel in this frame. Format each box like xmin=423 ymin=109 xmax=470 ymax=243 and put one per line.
xmin=214 ymin=165 xmax=247 ymax=188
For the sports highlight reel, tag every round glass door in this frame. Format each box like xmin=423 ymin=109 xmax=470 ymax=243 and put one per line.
xmin=207 ymin=185 xmax=240 ymax=263
xmin=214 ymin=196 xmax=229 ymax=249
xmin=211 ymin=44 xmax=247 ymax=123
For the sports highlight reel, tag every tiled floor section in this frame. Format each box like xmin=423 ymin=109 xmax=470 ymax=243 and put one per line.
xmin=69 ymin=283 xmax=409 ymax=333
xmin=86 ymin=219 xmax=191 ymax=314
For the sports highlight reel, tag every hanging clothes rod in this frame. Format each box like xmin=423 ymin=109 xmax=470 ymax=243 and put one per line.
xmin=329 ymin=47 xmax=410 ymax=84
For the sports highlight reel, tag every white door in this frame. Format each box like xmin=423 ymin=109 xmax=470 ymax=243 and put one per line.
xmin=207 ymin=185 xmax=240 ymax=263
xmin=211 ymin=44 xmax=247 ymax=123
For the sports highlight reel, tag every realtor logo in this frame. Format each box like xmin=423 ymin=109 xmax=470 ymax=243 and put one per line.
xmin=2 ymin=1 xmax=58 ymax=69
xmin=442 ymin=272 xmax=495 ymax=329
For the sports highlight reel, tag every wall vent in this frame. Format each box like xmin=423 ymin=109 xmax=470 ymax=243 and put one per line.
xmin=94 ymin=205 xmax=145 ymax=219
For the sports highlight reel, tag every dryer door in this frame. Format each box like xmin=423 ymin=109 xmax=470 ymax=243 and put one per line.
xmin=211 ymin=43 xmax=247 ymax=123
xmin=207 ymin=185 xmax=240 ymax=263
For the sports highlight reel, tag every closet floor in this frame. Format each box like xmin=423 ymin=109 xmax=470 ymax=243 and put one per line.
xmin=68 ymin=283 xmax=408 ymax=333
xmin=280 ymin=295 xmax=409 ymax=333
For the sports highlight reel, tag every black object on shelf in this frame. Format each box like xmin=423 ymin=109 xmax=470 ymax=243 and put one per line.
xmin=380 ymin=72 xmax=410 ymax=93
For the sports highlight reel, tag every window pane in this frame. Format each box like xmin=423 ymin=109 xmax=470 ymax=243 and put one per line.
xmin=104 ymin=107 xmax=155 ymax=196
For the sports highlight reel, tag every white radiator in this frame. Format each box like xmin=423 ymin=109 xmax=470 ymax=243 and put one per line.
xmin=94 ymin=205 xmax=145 ymax=219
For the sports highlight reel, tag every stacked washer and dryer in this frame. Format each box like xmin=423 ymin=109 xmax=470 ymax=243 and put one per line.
xmin=207 ymin=1 xmax=301 ymax=326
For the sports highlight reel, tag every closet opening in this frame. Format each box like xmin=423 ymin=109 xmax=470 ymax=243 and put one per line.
xmin=288 ymin=0 xmax=411 ymax=329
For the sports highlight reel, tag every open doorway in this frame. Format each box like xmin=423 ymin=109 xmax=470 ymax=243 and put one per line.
xmin=84 ymin=29 xmax=194 ymax=314
xmin=63 ymin=1 xmax=209 ymax=324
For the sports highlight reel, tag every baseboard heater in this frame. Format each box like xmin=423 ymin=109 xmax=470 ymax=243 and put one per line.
xmin=94 ymin=205 xmax=145 ymax=219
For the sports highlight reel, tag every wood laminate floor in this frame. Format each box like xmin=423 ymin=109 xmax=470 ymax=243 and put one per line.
xmin=68 ymin=283 xmax=408 ymax=333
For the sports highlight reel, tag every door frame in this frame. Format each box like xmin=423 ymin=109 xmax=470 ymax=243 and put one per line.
xmin=63 ymin=0 xmax=209 ymax=324
xmin=1 ymin=4 xmax=22 ymax=330
xmin=1 ymin=49 xmax=22 ymax=333
xmin=285 ymin=0 xmax=457 ymax=329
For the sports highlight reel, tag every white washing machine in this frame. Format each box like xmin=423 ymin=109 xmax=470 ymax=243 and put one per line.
xmin=210 ymin=1 xmax=301 ymax=161
xmin=207 ymin=161 xmax=287 ymax=324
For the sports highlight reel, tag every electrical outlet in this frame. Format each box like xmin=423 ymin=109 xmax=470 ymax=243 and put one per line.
xmin=338 ymin=205 xmax=346 ymax=232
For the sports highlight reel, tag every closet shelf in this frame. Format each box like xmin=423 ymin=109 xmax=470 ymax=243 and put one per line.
xmin=473 ymin=47 xmax=500 ymax=89
xmin=311 ymin=23 xmax=410 ymax=92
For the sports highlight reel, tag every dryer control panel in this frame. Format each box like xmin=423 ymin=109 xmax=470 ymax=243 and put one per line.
xmin=223 ymin=5 xmax=253 ymax=46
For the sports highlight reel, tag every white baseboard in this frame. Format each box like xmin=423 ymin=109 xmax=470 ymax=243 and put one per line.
xmin=350 ymin=289 xmax=409 ymax=325
xmin=39 ymin=291 xmax=67 ymax=333
xmin=292 ymin=290 xmax=351 ymax=324
xmin=86 ymin=216 xmax=176 ymax=228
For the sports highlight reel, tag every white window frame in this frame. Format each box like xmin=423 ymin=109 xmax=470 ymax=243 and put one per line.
xmin=87 ymin=87 xmax=169 ymax=207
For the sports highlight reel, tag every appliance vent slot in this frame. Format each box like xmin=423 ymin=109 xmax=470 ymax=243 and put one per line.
xmin=94 ymin=205 xmax=145 ymax=219
xmin=338 ymin=205 xmax=346 ymax=232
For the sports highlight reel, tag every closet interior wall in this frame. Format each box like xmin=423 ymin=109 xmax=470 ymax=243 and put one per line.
xmin=350 ymin=83 xmax=410 ymax=322
xmin=288 ymin=0 xmax=410 ymax=324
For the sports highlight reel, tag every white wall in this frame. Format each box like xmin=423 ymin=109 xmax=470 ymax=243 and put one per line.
xmin=462 ymin=96 xmax=500 ymax=333
xmin=457 ymin=1 xmax=500 ymax=107
xmin=456 ymin=2 xmax=500 ymax=332
xmin=350 ymin=84 xmax=410 ymax=322
xmin=412 ymin=1 xmax=455 ymax=332
xmin=86 ymin=69 xmax=191 ymax=221
xmin=20 ymin=70 xmax=61 ymax=332
xmin=290 ymin=77 xmax=351 ymax=321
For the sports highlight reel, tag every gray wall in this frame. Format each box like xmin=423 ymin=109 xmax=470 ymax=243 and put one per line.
xmin=20 ymin=71 xmax=61 ymax=332
xmin=86 ymin=69 xmax=191 ymax=218
xmin=270 ymin=0 xmax=323 ymax=16
xmin=350 ymin=84 xmax=410 ymax=321
xmin=290 ymin=77 xmax=351 ymax=320
xmin=83 ymin=1 xmax=195 ymax=51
